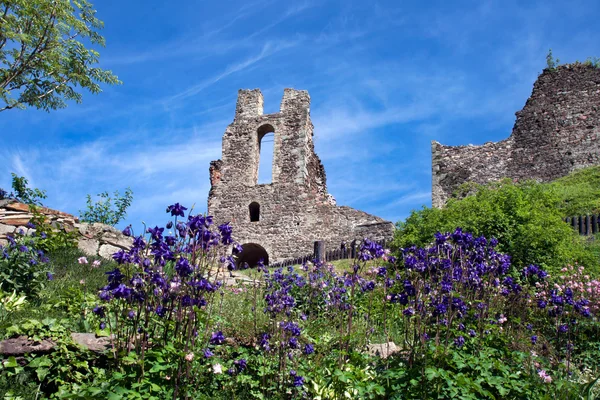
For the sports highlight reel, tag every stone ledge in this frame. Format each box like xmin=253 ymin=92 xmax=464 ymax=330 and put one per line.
xmin=0 ymin=333 xmax=113 ymax=356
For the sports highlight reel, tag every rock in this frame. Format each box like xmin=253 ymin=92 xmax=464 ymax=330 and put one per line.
xmin=98 ymin=243 xmax=121 ymax=259
xmin=367 ymin=342 xmax=399 ymax=359
xmin=5 ymin=202 xmax=31 ymax=212
xmin=0 ymin=218 xmax=31 ymax=226
xmin=0 ymin=224 xmax=15 ymax=236
xmin=100 ymin=232 xmax=133 ymax=249
xmin=71 ymin=333 xmax=112 ymax=352
xmin=0 ymin=336 xmax=55 ymax=355
xmin=78 ymin=238 xmax=100 ymax=256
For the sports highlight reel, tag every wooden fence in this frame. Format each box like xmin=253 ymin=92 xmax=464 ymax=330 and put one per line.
xmin=565 ymin=215 xmax=600 ymax=236
xmin=269 ymin=239 xmax=389 ymax=268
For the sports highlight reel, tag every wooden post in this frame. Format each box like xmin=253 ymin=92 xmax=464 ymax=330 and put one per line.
xmin=314 ymin=241 xmax=325 ymax=263
xmin=350 ymin=239 xmax=357 ymax=259
xmin=586 ymin=215 xmax=592 ymax=236
xmin=593 ymin=215 xmax=598 ymax=235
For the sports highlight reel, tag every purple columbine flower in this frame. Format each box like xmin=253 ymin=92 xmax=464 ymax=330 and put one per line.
xmin=203 ymin=348 xmax=214 ymax=358
xmin=210 ymin=331 xmax=225 ymax=345
xmin=289 ymin=370 xmax=305 ymax=387
xmin=537 ymin=300 xmax=547 ymax=309
xmin=166 ymin=203 xmax=187 ymax=218
xmin=531 ymin=335 xmax=538 ymax=344
xmin=99 ymin=322 xmax=106 ymax=330
xmin=92 ymin=305 xmax=105 ymax=318
xmin=454 ymin=336 xmax=465 ymax=348
xmin=122 ymin=226 xmax=132 ymax=237
xmin=234 ymin=359 xmax=247 ymax=372
xmin=47 ymin=272 xmax=54 ymax=281
xmin=558 ymin=324 xmax=568 ymax=333
xmin=304 ymin=343 xmax=314 ymax=355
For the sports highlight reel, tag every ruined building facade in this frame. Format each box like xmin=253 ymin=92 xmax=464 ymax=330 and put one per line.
xmin=432 ymin=64 xmax=600 ymax=207
xmin=208 ymin=89 xmax=394 ymax=265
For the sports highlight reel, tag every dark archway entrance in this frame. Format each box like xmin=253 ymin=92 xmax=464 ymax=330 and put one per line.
xmin=236 ymin=243 xmax=269 ymax=268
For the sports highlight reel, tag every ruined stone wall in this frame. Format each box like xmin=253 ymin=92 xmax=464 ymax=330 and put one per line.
xmin=432 ymin=64 xmax=600 ymax=207
xmin=0 ymin=199 xmax=132 ymax=258
xmin=208 ymin=89 xmax=394 ymax=263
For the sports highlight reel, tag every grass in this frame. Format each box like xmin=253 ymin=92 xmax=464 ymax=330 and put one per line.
xmin=3 ymin=247 xmax=118 ymax=334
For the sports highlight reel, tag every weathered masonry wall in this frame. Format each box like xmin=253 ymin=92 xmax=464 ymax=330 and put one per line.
xmin=0 ymin=199 xmax=132 ymax=258
xmin=432 ymin=64 xmax=600 ymax=207
xmin=208 ymin=88 xmax=395 ymax=263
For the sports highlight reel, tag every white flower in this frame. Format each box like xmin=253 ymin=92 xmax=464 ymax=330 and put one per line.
xmin=185 ymin=352 xmax=194 ymax=362
xmin=213 ymin=363 xmax=222 ymax=374
xmin=92 ymin=260 xmax=101 ymax=268
xmin=78 ymin=257 xmax=88 ymax=264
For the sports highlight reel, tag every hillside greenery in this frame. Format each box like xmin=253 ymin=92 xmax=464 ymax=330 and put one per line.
xmin=394 ymin=167 xmax=600 ymax=275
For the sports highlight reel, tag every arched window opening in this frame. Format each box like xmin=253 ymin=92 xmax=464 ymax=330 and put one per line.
xmin=249 ymin=202 xmax=260 ymax=222
xmin=235 ymin=243 xmax=269 ymax=268
xmin=257 ymin=124 xmax=275 ymax=184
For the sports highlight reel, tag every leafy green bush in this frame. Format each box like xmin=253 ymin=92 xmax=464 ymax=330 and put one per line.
xmin=394 ymin=179 xmax=598 ymax=275
xmin=551 ymin=166 xmax=600 ymax=215
xmin=79 ymin=188 xmax=133 ymax=226
xmin=0 ymin=230 xmax=51 ymax=298
xmin=7 ymin=173 xmax=47 ymax=206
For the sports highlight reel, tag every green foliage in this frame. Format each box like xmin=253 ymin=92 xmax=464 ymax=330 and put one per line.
xmin=0 ymin=231 xmax=51 ymax=298
xmin=395 ymin=178 xmax=598 ymax=274
xmin=583 ymin=56 xmax=600 ymax=68
xmin=0 ymin=0 xmax=121 ymax=112
xmin=9 ymin=173 xmax=46 ymax=205
xmin=79 ymin=187 xmax=133 ymax=226
xmin=551 ymin=166 xmax=600 ymax=215
xmin=546 ymin=48 xmax=560 ymax=70
xmin=29 ymin=206 xmax=79 ymax=252
xmin=0 ymin=285 xmax=26 ymax=324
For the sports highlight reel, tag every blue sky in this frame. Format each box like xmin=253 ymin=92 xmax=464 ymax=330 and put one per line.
xmin=1 ymin=0 xmax=599 ymax=230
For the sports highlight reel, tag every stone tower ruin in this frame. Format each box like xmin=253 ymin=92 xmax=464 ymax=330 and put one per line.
xmin=208 ymin=88 xmax=394 ymax=265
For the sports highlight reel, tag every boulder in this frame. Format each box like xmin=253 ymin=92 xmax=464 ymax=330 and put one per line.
xmin=367 ymin=342 xmax=399 ymax=359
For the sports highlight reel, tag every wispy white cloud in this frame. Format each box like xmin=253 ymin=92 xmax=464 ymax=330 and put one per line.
xmin=164 ymin=39 xmax=302 ymax=106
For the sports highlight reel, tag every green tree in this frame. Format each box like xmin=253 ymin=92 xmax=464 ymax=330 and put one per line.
xmin=9 ymin=172 xmax=46 ymax=205
xmin=79 ymin=187 xmax=133 ymax=226
xmin=0 ymin=0 xmax=120 ymax=112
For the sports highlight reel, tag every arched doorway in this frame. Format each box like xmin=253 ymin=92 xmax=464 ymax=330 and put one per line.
xmin=235 ymin=243 xmax=269 ymax=268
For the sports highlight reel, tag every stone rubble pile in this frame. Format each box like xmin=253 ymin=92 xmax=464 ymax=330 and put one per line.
xmin=0 ymin=199 xmax=132 ymax=258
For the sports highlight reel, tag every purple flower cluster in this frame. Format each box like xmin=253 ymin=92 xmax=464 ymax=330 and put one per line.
xmin=94 ymin=203 xmax=245 ymax=370
xmin=387 ymin=228 xmax=532 ymax=346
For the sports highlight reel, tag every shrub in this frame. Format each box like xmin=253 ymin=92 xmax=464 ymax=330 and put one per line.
xmin=0 ymin=229 xmax=52 ymax=298
xmin=79 ymin=187 xmax=133 ymax=226
xmin=29 ymin=207 xmax=79 ymax=253
xmin=7 ymin=173 xmax=47 ymax=206
xmin=394 ymin=179 xmax=598 ymax=274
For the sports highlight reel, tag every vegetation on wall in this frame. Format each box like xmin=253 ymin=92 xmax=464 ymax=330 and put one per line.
xmin=4 ymin=173 xmax=47 ymax=206
xmin=79 ymin=188 xmax=134 ymax=226
xmin=545 ymin=49 xmax=600 ymax=71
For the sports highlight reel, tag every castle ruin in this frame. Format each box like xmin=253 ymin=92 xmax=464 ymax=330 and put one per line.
xmin=208 ymin=88 xmax=394 ymax=265
xmin=432 ymin=64 xmax=600 ymax=207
